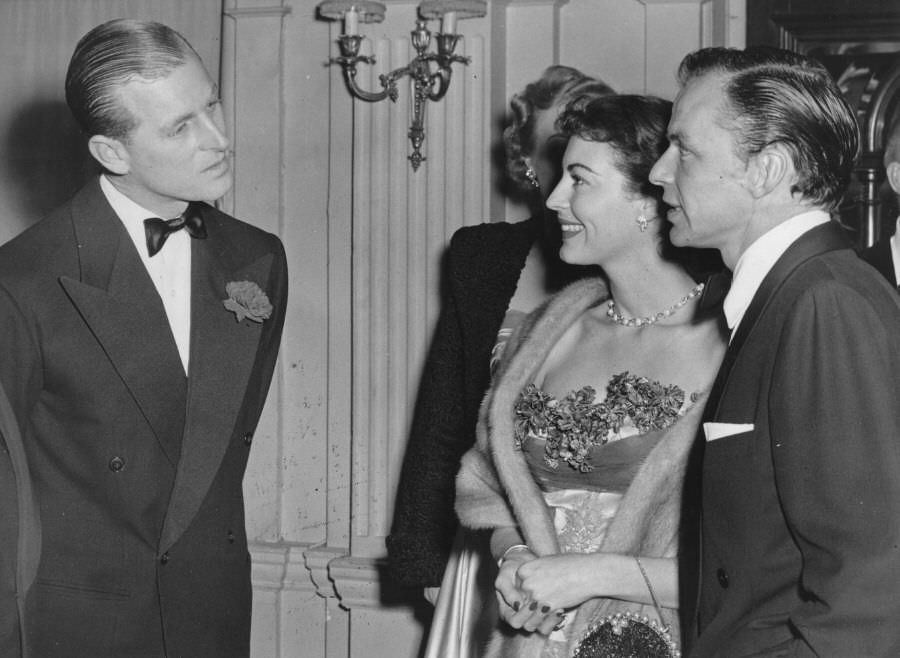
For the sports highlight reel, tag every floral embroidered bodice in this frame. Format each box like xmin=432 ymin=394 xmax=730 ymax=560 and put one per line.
xmin=512 ymin=372 xmax=698 ymax=565
xmin=514 ymin=372 xmax=695 ymax=473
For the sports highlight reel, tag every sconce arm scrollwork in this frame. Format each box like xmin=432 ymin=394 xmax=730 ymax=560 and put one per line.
xmin=318 ymin=1 xmax=486 ymax=170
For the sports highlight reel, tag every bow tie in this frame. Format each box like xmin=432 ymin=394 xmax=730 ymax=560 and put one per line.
xmin=144 ymin=203 xmax=207 ymax=257
xmin=697 ymin=270 xmax=732 ymax=314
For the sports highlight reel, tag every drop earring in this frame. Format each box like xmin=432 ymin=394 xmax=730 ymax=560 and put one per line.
xmin=525 ymin=166 xmax=540 ymax=190
xmin=636 ymin=214 xmax=649 ymax=232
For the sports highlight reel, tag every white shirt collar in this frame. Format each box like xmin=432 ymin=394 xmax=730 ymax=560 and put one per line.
xmin=889 ymin=216 xmax=900 ymax=284
xmin=723 ymin=209 xmax=831 ymax=338
xmin=99 ymin=174 xmax=179 ymax=256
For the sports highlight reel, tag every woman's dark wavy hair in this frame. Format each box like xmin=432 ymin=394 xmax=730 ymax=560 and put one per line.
xmin=66 ymin=18 xmax=199 ymax=140
xmin=556 ymin=94 xmax=724 ymax=280
xmin=557 ymin=94 xmax=671 ymax=208
xmin=503 ymin=66 xmax=614 ymax=193
xmin=677 ymin=46 xmax=859 ymax=211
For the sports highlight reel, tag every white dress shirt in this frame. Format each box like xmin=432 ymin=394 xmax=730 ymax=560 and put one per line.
xmin=889 ymin=216 xmax=900 ymax=284
xmin=723 ymin=210 xmax=831 ymax=339
xmin=99 ymin=175 xmax=192 ymax=374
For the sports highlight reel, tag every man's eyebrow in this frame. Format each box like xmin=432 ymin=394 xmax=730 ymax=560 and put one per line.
xmin=164 ymin=83 xmax=219 ymax=131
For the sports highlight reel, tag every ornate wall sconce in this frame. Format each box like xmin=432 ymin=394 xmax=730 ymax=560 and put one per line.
xmin=317 ymin=1 xmax=487 ymax=170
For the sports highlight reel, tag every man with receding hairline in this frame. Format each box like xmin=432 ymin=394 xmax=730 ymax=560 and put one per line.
xmin=650 ymin=46 xmax=900 ymax=656
xmin=0 ymin=19 xmax=287 ymax=656
xmin=861 ymin=115 xmax=900 ymax=287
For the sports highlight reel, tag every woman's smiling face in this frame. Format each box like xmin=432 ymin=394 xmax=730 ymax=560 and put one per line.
xmin=546 ymin=137 xmax=649 ymax=267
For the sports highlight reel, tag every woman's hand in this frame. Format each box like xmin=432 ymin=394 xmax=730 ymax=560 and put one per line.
xmin=497 ymin=550 xmax=679 ymax=635
xmin=514 ymin=553 xmax=600 ymax=612
xmin=494 ymin=547 xmax=565 ymax=634
xmin=494 ymin=547 xmax=537 ymax=626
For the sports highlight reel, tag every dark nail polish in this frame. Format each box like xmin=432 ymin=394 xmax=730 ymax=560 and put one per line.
xmin=529 ymin=601 xmax=538 ymax=611
xmin=541 ymin=605 xmax=550 ymax=613
xmin=512 ymin=601 xmax=520 ymax=612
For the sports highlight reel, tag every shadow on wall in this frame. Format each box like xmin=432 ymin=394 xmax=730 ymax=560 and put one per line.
xmin=0 ymin=99 xmax=97 ymax=245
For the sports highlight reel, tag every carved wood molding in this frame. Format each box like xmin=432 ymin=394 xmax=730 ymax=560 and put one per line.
xmin=328 ymin=556 xmax=383 ymax=609
xmin=305 ymin=545 xmax=350 ymax=599
xmin=249 ymin=542 xmax=342 ymax=596
xmin=771 ymin=12 xmax=900 ymax=51
xmin=636 ymin=0 xmax=706 ymax=5
xmin=223 ymin=5 xmax=292 ymax=18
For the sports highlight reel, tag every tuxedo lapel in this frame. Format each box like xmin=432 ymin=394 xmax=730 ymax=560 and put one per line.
xmin=58 ymin=182 xmax=187 ymax=464
xmin=159 ymin=208 xmax=274 ymax=551
xmin=704 ymin=222 xmax=851 ymax=421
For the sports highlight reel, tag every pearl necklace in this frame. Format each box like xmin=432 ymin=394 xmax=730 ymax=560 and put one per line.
xmin=607 ymin=282 xmax=705 ymax=328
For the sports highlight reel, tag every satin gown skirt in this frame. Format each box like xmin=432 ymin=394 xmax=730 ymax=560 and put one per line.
xmin=425 ymin=528 xmax=497 ymax=658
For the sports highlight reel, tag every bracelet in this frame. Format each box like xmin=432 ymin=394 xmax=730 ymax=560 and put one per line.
xmin=497 ymin=543 xmax=529 ymax=567
xmin=635 ymin=556 xmax=668 ymax=631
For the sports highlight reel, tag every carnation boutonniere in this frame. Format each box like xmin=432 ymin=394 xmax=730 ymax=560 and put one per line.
xmin=223 ymin=280 xmax=273 ymax=323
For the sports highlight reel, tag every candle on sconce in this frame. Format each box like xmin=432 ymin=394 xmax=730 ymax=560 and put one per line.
xmin=442 ymin=10 xmax=457 ymax=34
xmin=344 ymin=6 xmax=360 ymax=35
xmin=319 ymin=0 xmax=482 ymax=170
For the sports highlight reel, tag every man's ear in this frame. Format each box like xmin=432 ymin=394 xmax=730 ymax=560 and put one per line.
xmin=746 ymin=143 xmax=792 ymax=199
xmin=87 ymin=135 xmax=130 ymax=176
xmin=886 ymin=161 xmax=900 ymax=197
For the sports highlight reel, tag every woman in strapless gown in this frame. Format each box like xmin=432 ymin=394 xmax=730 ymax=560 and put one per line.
xmin=455 ymin=94 xmax=727 ymax=658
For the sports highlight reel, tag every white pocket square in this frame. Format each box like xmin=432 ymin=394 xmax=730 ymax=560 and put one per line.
xmin=704 ymin=422 xmax=754 ymax=442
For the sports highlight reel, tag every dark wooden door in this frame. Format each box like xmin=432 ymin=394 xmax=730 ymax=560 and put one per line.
xmin=747 ymin=0 xmax=900 ymax=246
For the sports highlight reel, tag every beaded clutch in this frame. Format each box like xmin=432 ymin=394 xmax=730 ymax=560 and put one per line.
xmin=571 ymin=610 xmax=680 ymax=658
xmin=572 ymin=557 xmax=680 ymax=658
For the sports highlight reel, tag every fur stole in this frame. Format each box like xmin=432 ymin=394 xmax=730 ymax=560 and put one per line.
xmin=455 ymin=277 xmax=709 ymax=658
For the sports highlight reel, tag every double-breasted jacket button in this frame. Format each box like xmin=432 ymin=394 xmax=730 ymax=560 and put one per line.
xmin=108 ymin=456 xmax=125 ymax=472
xmin=716 ymin=567 xmax=729 ymax=589
xmin=242 ymin=431 xmax=253 ymax=446
xmin=227 ymin=530 xmax=236 ymax=544
xmin=160 ymin=552 xmax=170 ymax=565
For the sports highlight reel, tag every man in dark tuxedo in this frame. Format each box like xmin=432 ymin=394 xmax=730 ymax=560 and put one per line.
xmin=860 ymin=116 xmax=900 ymax=286
xmin=0 ymin=379 xmax=39 ymax=657
xmin=0 ymin=19 xmax=287 ymax=657
xmin=650 ymin=47 xmax=900 ymax=656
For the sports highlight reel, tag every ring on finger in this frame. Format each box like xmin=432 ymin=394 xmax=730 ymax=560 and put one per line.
xmin=552 ymin=609 xmax=567 ymax=631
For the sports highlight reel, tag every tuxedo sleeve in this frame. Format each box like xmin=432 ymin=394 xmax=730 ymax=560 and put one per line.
xmin=770 ymin=279 xmax=900 ymax=655
xmin=0 ymin=283 xmax=42 ymax=435
xmin=0 ymin=283 xmax=42 ymax=658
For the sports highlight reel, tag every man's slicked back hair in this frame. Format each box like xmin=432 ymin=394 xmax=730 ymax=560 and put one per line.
xmin=678 ymin=46 xmax=859 ymax=211
xmin=65 ymin=18 xmax=199 ymax=140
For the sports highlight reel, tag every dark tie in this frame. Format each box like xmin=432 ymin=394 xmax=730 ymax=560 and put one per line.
xmin=144 ymin=203 xmax=207 ymax=257
xmin=697 ymin=270 xmax=732 ymax=314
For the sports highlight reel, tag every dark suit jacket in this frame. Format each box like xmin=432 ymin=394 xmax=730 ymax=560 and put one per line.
xmin=692 ymin=222 xmax=900 ymax=657
xmin=859 ymin=235 xmax=897 ymax=286
xmin=0 ymin=178 xmax=287 ymax=657
xmin=0 ymin=380 xmax=39 ymax=657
